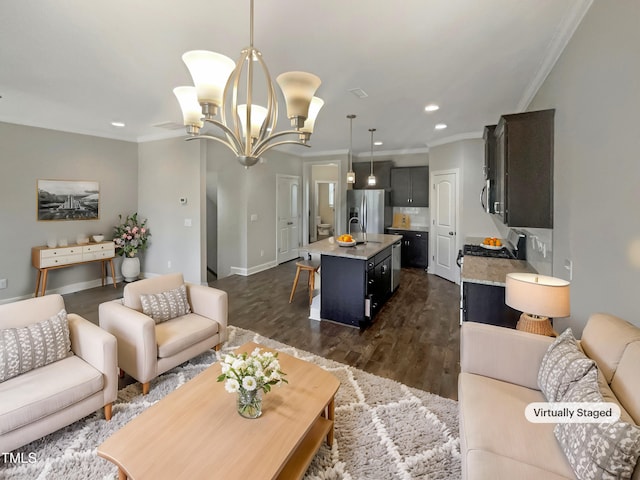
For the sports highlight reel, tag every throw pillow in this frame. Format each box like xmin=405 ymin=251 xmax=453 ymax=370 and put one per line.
xmin=554 ymin=368 xmax=640 ymax=480
xmin=140 ymin=284 xmax=191 ymax=324
xmin=0 ymin=309 xmax=72 ymax=383
xmin=538 ymin=327 xmax=596 ymax=402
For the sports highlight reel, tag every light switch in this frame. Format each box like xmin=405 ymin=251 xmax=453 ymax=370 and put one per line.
xmin=184 ymin=218 xmax=192 ymax=227
xmin=250 ymin=214 xmax=258 ymax=222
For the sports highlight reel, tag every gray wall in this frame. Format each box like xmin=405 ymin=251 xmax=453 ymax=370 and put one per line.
xmin=0 ymin=122 xmax=138 ymax=302
xmin=528 ymin=0 xmax=640 ymax=333
xmin=138 ymin=137 xmax=205 ymax=284
xmin=429 ymin=139 xmax=500 ymax=243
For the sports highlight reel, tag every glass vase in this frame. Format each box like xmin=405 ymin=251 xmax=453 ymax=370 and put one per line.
xmin=237 ymin=388 xmax=262 ymax=419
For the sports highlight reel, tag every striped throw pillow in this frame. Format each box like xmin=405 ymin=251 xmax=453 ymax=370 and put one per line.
xmin=140 ymin=284 xmax=191 ymax=324
xmin=0 ymin=309 xmax=72 ymax=382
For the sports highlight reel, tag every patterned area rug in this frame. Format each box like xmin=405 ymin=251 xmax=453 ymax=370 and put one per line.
xmin=1 ymin=327 xmax=461 ymax=479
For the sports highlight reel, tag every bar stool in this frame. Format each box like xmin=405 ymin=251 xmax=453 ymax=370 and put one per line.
xmin=289 ymin=260 xmax=320 ymax=306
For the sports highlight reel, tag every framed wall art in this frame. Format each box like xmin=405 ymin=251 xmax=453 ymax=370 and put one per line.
xmin=37 ymin=179 xmax=100 ymax=221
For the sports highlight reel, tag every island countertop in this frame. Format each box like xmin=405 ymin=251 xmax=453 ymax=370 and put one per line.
xmin=306 ymin=233 xmax=402 ymax=260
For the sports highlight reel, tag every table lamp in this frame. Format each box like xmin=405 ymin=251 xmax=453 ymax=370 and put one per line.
xmin=505 ymin=273 xmax=570 ymax=336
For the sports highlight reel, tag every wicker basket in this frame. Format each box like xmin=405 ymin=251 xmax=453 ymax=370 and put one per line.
xmin=516 ymin=314 xmax=557 ymax=337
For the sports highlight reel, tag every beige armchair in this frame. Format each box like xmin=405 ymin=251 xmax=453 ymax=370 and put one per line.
xmin=99 ymin=273 xmax=227 ymax=394
xmin=0 ymin=294 xmax=117 ymax=453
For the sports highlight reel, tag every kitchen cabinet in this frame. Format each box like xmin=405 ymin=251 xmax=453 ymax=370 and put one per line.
xmin=462 ymin=282 xmax=520 ymax=328
xmin=386 ymin=228 xmax=428 ymax=269
xmin=352 ymin=160 xmax=393 ymax=190
xmin=483 ymin=125 xmax=497 ymax=213
xmin=320 ymin=246 xmax=392 ymax=327
xmin=390 ymin=167 xmax=429 ymax=207
xmin=493 ymin=109 xmax=554 ymax=228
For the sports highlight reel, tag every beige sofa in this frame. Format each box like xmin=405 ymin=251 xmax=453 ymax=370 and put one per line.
xmin=459 ymin=313 xmax=640 ymax=480
xmin=0 ymin=294 xmax=117 ymax=452
xmin=99 ymin=273 xmax=227 ymax=394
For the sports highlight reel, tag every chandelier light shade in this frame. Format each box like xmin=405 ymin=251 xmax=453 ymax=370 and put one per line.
xmin=181 ymin=50 xmax=236 ymax=111
xmin=300 ymin=97 xmax=325 ymax=137
xmin=173 ymin=86 xmax=204 ymax=128
xmin=346 ymin=114 xmax=356 ymax=184
xmin=367 ymin=128 xmax=377 ymax=186
xmin=174 ymin=0 xmax=324 ymax=167
xmin=505 ymin=273 xmax=570 ymax=336
xmin=276 ymin=72 xmax=322 ymax=128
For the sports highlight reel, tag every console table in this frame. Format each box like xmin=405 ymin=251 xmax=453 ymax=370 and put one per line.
xmin=31 ymin=242 xmax=117 ymax=297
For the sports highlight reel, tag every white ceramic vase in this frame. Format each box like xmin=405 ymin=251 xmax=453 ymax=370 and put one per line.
xmin=121 ymin=256 xmax=140 ymax=282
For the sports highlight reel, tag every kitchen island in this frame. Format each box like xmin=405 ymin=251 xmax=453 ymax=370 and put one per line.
xmin=306 ymin=234 xmax=402 ymax=328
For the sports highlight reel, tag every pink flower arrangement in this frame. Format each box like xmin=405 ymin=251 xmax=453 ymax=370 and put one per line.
xmin=113 ymin=213 xmax=151 ymax=257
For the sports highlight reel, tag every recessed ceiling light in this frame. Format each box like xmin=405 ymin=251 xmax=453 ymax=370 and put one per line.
xmin=111 ymin=121 xmax=125 ymax=128
xmin=424 ymin=104 xmax=439 ymax=112
xmin=435 ymin=123 xmax=447 ymax=130
xmin=374 ymin=141 xmax=383 ymax=146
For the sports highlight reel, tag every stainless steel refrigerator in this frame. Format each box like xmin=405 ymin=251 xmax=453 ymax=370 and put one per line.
xmin=346 ymin=189 xmax=392 ymax=239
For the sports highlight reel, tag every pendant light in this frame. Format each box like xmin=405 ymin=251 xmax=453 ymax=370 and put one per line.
xmin=346 ymin=114 xmax=356 ymax=184
xmin=367 ymin=128 xmax=377 ymax=186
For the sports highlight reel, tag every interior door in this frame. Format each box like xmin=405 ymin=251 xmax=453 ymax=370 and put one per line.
xmin=433 ymin=170 xmax=458 ymax=283
xmin=277 ymin=175 xmax=300 ymax=264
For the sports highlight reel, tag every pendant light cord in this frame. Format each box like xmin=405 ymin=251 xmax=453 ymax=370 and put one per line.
xmin=369 ymin=128 xmax=376 ymax=175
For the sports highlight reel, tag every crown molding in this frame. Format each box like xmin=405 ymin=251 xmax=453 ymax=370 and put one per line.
xmin=517 ymin=0 xmax=594 ymax=111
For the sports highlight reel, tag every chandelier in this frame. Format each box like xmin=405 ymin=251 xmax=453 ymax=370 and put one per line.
xmin=173 ymin=0 xmax=324 ymax=167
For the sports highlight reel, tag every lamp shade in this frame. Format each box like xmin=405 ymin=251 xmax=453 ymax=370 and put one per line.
xmin=237 ymin=104 xmax=268 ymax=139
xmin=276 ymin=71 xmax=321 ymax=122
xmin=173 ymin=86 xmax=204 ymax=127
xmin=505 ymin=273 xmax=570 ymax=318
xmin=182 ymin=50 xmax=235 ymax=106
xmin=300 ymin=96 xmax=324 ymax=134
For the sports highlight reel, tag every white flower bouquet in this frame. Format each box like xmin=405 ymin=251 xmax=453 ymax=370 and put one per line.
xmin=217 ymin=347 xmax=288 ymax=418
xmin=217 ymin=347 xmax=287 ymax=393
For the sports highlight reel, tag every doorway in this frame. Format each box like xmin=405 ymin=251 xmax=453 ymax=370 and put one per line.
xmin=313 ymin=181 xmax=339 ymax=242
xmin=431 ymin=168 xmax=460 ymax=283
xmin=304 ymin=163 xmax=341 ymax=244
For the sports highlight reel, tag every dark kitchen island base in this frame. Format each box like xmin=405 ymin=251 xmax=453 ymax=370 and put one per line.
xmin=306 ymin=234 xmax=402 ymax=328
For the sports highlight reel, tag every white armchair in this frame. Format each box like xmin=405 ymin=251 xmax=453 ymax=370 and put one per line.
xmin=99 ymin=273 xmax=227 ymax=394
xmin=0 ymin=294 xmax=117 ymax=452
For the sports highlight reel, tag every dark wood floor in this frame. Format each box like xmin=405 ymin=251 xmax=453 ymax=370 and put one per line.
xmin=63 ymin=262 xmax=461 ymax=400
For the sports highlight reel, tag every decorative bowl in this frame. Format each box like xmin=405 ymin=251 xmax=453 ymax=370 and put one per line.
xmin=92 ymin=235 xmax=105 ymax=243
xmin=480 ymin=243 xmax=503 ymax=250
xmin=336 ymin=239 xmax=357 ymax=247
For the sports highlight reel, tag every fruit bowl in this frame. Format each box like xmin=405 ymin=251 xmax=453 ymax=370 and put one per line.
xmin=337 ymin=239 xmax=357 ymax=247
xmin=481 ymin=243 xmax=503 ymax=250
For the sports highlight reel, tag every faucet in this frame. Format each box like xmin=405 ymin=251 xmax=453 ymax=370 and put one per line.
xmin=348 ymin=216 xmax=366 ymax=243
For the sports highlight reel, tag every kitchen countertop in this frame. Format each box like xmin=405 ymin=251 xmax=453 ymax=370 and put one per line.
xmin=462 ymin=256 xmax=537 ymax=286
xmin=386 ymin=226 xmax=429 ymax=233
xmin=306 ymin=233 xmax=402 ymax=260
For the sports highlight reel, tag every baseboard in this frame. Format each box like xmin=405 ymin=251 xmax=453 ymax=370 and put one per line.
xmin=229 ymin=260 xmax=278 ymax=277
xmin=0 ymin=276 xmax=121 ymax=305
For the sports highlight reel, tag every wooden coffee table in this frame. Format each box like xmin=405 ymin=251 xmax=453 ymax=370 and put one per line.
xmin=98 ymin=342 xmax=340 ymax=480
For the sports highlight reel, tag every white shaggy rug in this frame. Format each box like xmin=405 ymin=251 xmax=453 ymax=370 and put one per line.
xmin=0 ymin=327 xmax=461 ymax=479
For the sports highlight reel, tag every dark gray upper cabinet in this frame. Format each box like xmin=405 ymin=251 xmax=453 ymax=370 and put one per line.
xmin=352 ymin=161 xmax=393 ymax=190
xmin=493 ymin=109 xmax=554 ymax=228
xmin=483 ymin=125 xmax=497 ymax=214
xmin=390 ymin=166 xmax=429 ymax=207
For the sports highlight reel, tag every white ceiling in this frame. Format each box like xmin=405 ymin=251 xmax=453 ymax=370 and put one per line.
xmin=0 ymin=0 xmax=592 ymax=157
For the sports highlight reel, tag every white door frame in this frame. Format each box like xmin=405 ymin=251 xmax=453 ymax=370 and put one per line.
xmin=275 ymin=174 xmax=301 ymax=263
xmin=302 ymin=159 xmax=344 ymax=246
xmin=429 ymin=167 xmax=461 ymax=284
xmin=312 ymin=180 xmax=340 ymax=242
